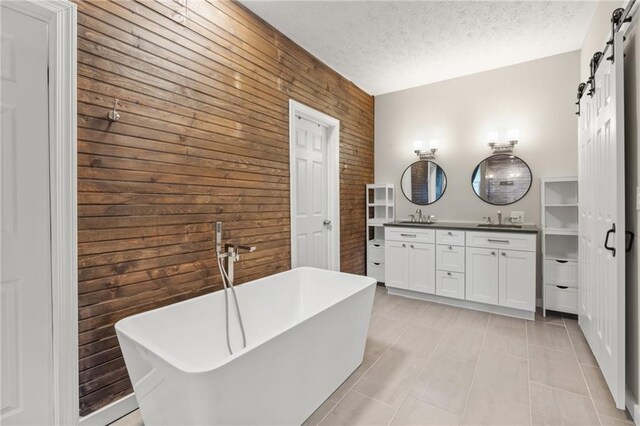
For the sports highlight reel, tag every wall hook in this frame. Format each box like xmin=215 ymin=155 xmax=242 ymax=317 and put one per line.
xmin=108 ymin=98 xmax=120 ymax=122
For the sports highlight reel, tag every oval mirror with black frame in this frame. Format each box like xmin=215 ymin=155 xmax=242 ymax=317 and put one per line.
xmin=401 ymin=160 xmax=447 ymax=205
xmin=471 ymin=154 xmax=532 ymax=205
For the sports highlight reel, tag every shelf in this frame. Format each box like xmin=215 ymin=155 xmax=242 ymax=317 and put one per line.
xmin=367 ymin=221 xmax=387 ymax=227
xmin=544 ymin=229 xmax=578 ymax=236
xmin=544 ymin=205 xmax=578 ymax=230
xmin=544 ymin=180 xmax=578 ymax=205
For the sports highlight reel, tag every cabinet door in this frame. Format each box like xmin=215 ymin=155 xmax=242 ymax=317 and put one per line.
xmin=385 ymin=241 xmax=408 ymax=289
xmin=499 ymin=249 xmax=535 ymax=311
xmin=408 ymin=242 xmax=436 ymax=294
xmin=465 ymin=247 xmax=499 ymax=304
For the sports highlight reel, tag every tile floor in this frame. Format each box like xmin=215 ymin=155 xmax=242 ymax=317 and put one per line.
xmin=112 ymin=285 xmax=633 ymax=426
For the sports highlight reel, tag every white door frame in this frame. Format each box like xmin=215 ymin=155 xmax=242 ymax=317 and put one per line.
xmin=289 ymin=99 xmax=340 ymax=271
xmin=2 ymin=0 xmax=78 ymax=423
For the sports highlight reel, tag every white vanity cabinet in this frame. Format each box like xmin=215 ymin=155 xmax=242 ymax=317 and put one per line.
xmin=384 ymin=225 xmax=537 ymax=319
xmin=465 ymin=232 xmax=536 ymax=312
xmin=384 ymin=228 xmax=436 ymax=294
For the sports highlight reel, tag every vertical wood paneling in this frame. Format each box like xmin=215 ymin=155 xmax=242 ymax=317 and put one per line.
xmin=74 ymin=0 xmax=374 ymax=416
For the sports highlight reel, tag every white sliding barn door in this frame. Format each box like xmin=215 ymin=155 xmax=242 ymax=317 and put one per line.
xmin=1 ymin=5 xmax=54 ymax=424
xmin=578 ymin=32 xmax=626 ymax=409
xmin=292 ymin=117 xmax=329 ymax=269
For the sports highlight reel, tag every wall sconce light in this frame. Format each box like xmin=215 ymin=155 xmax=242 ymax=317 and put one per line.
xmin=487 ymin=129 xmax=518 ymax=153
xmin=414 ymin=139 xmax=438 ymax=160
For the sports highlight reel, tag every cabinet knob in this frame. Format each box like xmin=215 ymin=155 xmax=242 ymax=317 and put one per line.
xmin=410 ymin=244 xmax=414 ymax=248
xmin=501 ymin=252 xmax=506 ymax=257
xmin=402 ymin=243 xmax=406 ymax=248
xmin=491 ymin=251 xmax=496 ymax=256
xmin=448 ymin=245 xmax=452 ymax=250
xmin=447 ymin=231 xmax=452 ymax=236
xmin=447 ymin=272 xmax=452 ymax=276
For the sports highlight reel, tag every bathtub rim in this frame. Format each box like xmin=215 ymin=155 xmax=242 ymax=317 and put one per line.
xmin=115 ymin=267 xmax=376 ymax=374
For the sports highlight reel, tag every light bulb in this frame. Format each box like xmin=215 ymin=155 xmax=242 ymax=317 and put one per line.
xmin=429 ymin=138 xmax=439 ymax=150
xmin=507 ymin=129 xmax=519 ymax=141
xmin=413 ymin=140 xmax=425 ymax=151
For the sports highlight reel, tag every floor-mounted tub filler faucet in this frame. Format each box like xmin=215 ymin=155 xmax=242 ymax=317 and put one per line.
xmin=216 ymin=222 xmax=256 ymax=355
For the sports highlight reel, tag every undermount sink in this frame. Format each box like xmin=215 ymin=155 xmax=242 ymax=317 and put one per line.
xmin=476 ymin=223 xmax=523 ymax=229
xmin=396 ymin=221 xmax=435 ymax=225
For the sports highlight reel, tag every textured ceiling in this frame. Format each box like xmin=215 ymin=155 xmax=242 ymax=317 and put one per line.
xmin=240 ymin=1 xmax=598 ymax=95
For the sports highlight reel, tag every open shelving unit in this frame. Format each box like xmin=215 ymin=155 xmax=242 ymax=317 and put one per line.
xmin=366 ymin=184 xmax=395 ymax=283
xmin=541 ymin=177 xmax=579 ymax=316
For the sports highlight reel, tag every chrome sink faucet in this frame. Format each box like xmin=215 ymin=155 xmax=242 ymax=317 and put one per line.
xmin=497 ymin=210 xmax=503 ymax=225
xmin=416 ymin=209 xmax=424 ymax=223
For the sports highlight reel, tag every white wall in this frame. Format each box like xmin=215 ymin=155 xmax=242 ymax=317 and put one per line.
xmin=375 ymin=51 xmax=580 ymax=225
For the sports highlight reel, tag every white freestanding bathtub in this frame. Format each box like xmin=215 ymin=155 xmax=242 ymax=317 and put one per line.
xmin=115 ymin=267 xmax=376 ymax=425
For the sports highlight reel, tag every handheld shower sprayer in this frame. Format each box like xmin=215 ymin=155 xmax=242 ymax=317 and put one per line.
xmin=215 ymin=222 xmax=249 ymax=355
xmin=216 ymin=221 xmax=222 ymax=254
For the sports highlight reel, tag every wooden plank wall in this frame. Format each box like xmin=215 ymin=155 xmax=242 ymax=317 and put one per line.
xmin=74 ymin=0 xmax=374 ymax=416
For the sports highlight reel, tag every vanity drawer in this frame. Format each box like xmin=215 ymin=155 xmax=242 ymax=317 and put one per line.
xmin=436 ymin=270 xmax=465 ymax=300
xmin=466 ymin=232 xmax=536 ymax=252
xmin=367 ymin=261 xmax=385 ymax=283
xmin=545 ymin=284 xmax=577 ymax=314
xmin=436 ymin=244 xmax=465 ymax=273
xmin=368 ymin=244 xmax=385 ymax=263
xmin=544 ymin=259 xmax=577 ymax=288
xmin=385 ymin=227 xmax=435 ymax=244
xmin=436 ymin=229 xmax=465 ymax=246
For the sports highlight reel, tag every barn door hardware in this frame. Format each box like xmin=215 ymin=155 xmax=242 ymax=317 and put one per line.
xmin=587 ymin=52 xmax=602 ymax=97
xmin=607 ymin=8 xmax=632 ymax=62
xmin=575 ymin=82 xmax=586 ymax=116
xmin=604 ymin=223 xmax=616 ymax=257
xmin=626 ymin=230 xmax=635 ymax=254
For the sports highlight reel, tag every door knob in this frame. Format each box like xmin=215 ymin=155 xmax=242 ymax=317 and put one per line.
xmin=323 ymin=219 xmax=331 ymax=226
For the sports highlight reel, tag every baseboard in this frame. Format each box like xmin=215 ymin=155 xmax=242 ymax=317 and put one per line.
xmin=79 ymin=393 xmax=138 ymax=426
xmin=387 ymin=287 xmax=535 ymax=320
xmin=626 ymin=388 xmax=640 ymax=425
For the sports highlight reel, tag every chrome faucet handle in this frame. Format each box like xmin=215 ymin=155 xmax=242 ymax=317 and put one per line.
xmin=426 ymin=215 xmax=436 ymax=224
xmin=409 ymin=214 xmax=416 ymax=222
xmin=482 ymin=216 xmax=493 ymax=224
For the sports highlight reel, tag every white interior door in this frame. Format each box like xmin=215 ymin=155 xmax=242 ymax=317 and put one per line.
xmin=1 ymin=5 xmax=55 ymax=425
xmin=578 ymin=32 xmax=626 ymax=409
xmin=293 ymin=117 xmax=329 ymax=269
